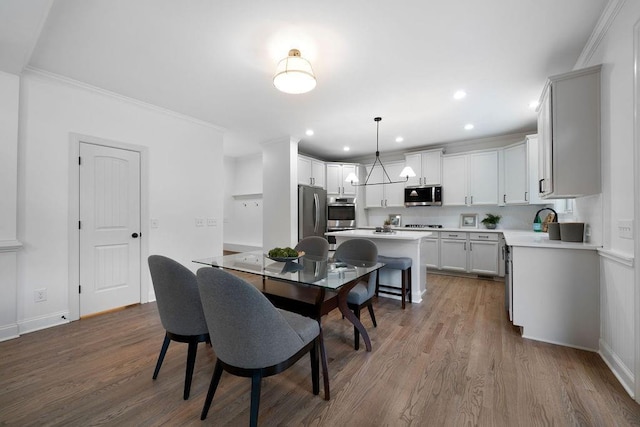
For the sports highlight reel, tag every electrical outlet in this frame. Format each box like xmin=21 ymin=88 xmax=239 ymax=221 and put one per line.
xmin=34 ymin=288 xmax=47 ymax=302
xmin=150 ymin=218 xmax=159 ymax=229
xmin=207 ymin=218 xmax=217 ymax=227
xmin=195 ymin=218 xmax=205 ymax=227
xmin=619 ymin=220 xmax=633 ymax=239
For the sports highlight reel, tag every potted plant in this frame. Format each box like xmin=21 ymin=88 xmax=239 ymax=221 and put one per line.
xmin=481 ymin=214 xmax=501 ymax=229
xmin=383 ymin=219 xmax=392 ymax=232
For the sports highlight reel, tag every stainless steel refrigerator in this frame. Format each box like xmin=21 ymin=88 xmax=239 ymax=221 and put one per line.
xmin=298 ymin=185 xmax=327 ymax=240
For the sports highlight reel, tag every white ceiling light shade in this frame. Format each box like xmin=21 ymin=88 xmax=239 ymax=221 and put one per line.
xmin=346 ymin=117 xmax=416 ymax=186
xmin=464 ymin=123 xmax=474 ymax=130
xmin=273 ymin=49 xmax=317 ymax=94
xmin=454 ymin=90 xmax=467 ymax=100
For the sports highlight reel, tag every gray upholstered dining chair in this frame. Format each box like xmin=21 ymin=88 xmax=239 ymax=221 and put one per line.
xmin=148 ymin=255 xmax=210 ymax=400
xmin=196 ymin=267 xmax=321 ymax=427
xmin=295 ymin=236 xmax=329 ymax=259
xmin=334 ymin=239 xmax=379 ymax=350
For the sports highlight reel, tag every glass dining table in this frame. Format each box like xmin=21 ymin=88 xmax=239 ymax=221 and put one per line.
xmin=194 ymin=251 xmax=383 ymax=349
xmin=193 ymin=251 xmax=384 ymax=400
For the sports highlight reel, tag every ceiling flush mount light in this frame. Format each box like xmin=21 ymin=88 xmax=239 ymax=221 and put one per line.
xmin=529 ymin=100 xmax=540 ymax=110
xmin=345 ymin=117 xmax=416 ymax=186
xmin=464 ymin=123 xmax=474 ymax=130
xmin=306 ymin=129 xmax=314 ymax=136
xmin=273 ymin=49 xmax=317 ymax=94
xmin=343 ymin=146 xmax=350 ymax=151
xmin=395 ymin=136 xmax=404 ymax=143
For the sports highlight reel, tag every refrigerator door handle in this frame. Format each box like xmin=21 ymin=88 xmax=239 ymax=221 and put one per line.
xmin=313 ymin=193 xmax=319 ymax=232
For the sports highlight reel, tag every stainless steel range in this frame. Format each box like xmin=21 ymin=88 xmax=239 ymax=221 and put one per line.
xmin=404 ymin=224 xmax=443 ymax=229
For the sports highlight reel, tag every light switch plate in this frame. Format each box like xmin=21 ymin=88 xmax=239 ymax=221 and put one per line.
xmin=207 ymin=218 xmax=217 ymax=227
xmin=618 ymin=220 xmax=633 ymax=239
xmin=195 ymin=218 xmax=205 ymax=227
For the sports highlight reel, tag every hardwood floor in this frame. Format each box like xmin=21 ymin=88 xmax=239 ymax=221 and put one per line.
xmin=2 ymin=273 xmax=640 ymax=426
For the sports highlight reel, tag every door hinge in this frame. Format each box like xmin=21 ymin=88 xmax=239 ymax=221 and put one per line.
xmin=78 ymin=156 xmax=81 ymax=165
xmin=79 ymin=285 xmax=81 ymax=294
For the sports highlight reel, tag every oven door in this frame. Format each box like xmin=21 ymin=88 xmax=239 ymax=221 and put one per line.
xmin=327 ymin=204 xmax=356 ymax=229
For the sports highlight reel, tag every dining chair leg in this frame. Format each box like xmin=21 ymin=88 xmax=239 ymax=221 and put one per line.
xmin=184 ymin=339 xmax=198 ymax=400
xmin=201 ymin=360 xmax=224 ymax=420
xmin=367 ymin=303 xmax=377 ymax=328
xmin=310 ymin=339 xmax=319 ymax=395
xmin=318 ymin=326 xmax=330 ymax=400
xmin=250 ymin=372 xmax=262 ymax=427
xmin=152 ymin=333 xmax=171 ymax=379
xmin=353 ymin=306 xmax=361 ymax=350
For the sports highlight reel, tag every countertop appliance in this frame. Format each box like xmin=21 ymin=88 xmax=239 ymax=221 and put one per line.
xmin=404 ymin=224 xmax=443 ymax=229
xmin=404 ymin=185 xmax=442 ymax=207
xmin=298 ymin=185 xmax=327 ymax=240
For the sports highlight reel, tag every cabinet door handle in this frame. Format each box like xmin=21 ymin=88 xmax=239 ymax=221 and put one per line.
xmin=465 ymin=196 xmax=468 ymax=205
xmin=479 ymin=235 xmax=488 ymax=239
xmin=464 ymin=242 xmax=467 ymax=251
xmin=525 ymin=191 xmax=528 ymax=201
xmin=539 ymin=179 xmax=544 ymax=193
xmin=503 ymin=194 xmax=506 ymax=203
xmin=469 ymin=242 xmax=472 ymax=251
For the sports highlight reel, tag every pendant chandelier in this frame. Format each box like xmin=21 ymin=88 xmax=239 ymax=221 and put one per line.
xmin=344 ymin=117 xmax=416 ymax=186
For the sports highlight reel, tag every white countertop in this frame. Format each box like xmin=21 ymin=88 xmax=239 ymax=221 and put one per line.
xmin=359 ymin=226 xmax=502 ymax=234
xmin=325 ymin=229 xmax=432 ymax=240
xmin=502 ymin=230 xmax=600 ymax=250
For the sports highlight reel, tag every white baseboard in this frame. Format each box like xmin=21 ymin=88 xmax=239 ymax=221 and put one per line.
xmin=18 ymin=311 xmax=70 ymax=335
xmin=600 ymin=339 xmax=635 ymax=398
xmin=0 ymin=323 xmax=20 ymax=342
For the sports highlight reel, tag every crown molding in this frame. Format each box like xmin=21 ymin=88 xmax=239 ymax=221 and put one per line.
xmin=575 ymin=0 xmax=626 ymax=69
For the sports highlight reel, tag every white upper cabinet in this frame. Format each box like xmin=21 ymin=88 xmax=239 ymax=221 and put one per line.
xmin=326 ymin=163 xmax=357 ymax=196
xmin=364 ymin=161 xmax=405 ymax=208
xmin=443 ymin=151 xmax=499 ymax=206
xmin=298 ymin=155 xmax=325 ymax=188
xmin=502 ymin=142 xmax=528 ymax=205
xmin=442 ymin=155 xmax=468 ymax=205
xmin=526 ymin=135 xmax=545 ymax=205
xmin=537 ymin=65 xmax=601 ymax=199
xmin=404 ymin=149 xmax=442 ymax=186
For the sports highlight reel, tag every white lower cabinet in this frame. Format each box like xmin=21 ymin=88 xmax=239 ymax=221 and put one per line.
xmin=468 ymin=233 xmax=499 ymax=275
xmin=440 ymin=232 xmax=467 ymax=272
xmin=423 ymin=233 xmax=440 ymax=269
xmin=436 ymin=231 xmax=501 ymax=276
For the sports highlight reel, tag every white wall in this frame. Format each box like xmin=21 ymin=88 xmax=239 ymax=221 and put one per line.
xmin=15 ymin=70 xmax=224 ymax=334
xmin=577 ymin=0 xmax=639 ymax=398
xmin=0 ymin=71 xmax=21 ymax=341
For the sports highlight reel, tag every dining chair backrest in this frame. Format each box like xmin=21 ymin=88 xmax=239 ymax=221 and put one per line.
xmin=196 ymin=267 xmax=315 ymax=369
xmin=295 ymin=236 xmax=329 ymax=259
xmin=334 ymin=238 xmax=378 ymax=267
xmin=148 ymin=255 xmax=208 ymax=336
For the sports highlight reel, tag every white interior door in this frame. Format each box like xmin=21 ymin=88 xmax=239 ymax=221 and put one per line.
xmin=79 ymin=142 xmax=141 ymax=316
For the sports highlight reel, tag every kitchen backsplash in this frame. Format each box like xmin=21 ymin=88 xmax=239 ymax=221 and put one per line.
xmin=365 ymin=203 xmax=574 ymax=231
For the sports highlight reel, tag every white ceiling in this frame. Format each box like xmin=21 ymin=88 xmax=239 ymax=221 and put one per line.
xmin=1 ymin=0 xmax=608 ymax=160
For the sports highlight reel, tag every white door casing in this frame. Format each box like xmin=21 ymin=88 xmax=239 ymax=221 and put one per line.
xmin=79 ymin=142 xmax=141 ymax=316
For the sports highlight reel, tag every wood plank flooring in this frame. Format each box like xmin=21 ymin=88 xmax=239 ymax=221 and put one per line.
xmin=1 ymin=273 xmax=640 ymax=426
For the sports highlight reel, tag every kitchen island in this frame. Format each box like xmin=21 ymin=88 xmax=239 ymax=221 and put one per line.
xmin=325 ymin=229 xmax=432 ymax=303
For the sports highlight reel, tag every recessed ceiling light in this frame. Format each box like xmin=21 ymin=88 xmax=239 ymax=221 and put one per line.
xmin=395 ymin=136 xmax=404 ymax=143
xmin=464 ymin=123 xmax=474 ymax=130
xmin=454 ymin=90 xmax=467 ymax=100
xmin=343 ymin=146 xmax=350 ymax=151
xmin=529 ymin=100 xmax=540 ymax=109
xmin=305 ymin=129 xmax=314 ymax=136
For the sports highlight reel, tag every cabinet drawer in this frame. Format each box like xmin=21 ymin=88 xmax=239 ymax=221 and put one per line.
xmin=469 ymin=232 xmax=499 ymax=242
xmin=441 ymin=232 xmax=466 ymax=240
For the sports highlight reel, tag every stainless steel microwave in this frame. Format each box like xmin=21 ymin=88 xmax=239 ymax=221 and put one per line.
xmin=404 ymin=186 xmax=442 ymax=207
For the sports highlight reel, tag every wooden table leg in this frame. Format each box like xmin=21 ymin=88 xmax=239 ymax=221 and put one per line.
xmin=337 ymin=287 xmax=372 ymax=352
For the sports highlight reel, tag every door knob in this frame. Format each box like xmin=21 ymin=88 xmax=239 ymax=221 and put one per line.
xmin=132 ymin=233 xmax=139 ymax=238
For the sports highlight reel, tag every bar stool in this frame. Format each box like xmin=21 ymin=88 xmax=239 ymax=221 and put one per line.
xmin=375 ymin=256 xmax=412 ymax=309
